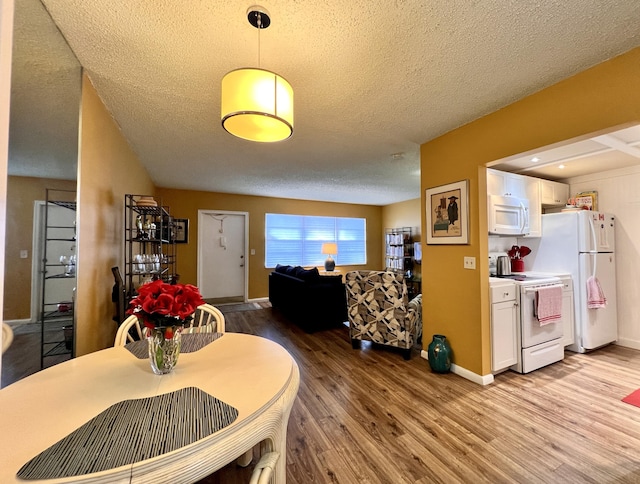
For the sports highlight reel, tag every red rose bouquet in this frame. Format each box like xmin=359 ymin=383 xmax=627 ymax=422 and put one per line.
xmin=127 ymin=280 xmax=205 ymax=329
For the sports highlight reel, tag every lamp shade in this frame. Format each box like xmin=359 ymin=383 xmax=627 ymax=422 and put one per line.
xmin=321 ymin=243 xmax=338 ymax=255
xmin=221 ymin=68 xmax=293 ymax=142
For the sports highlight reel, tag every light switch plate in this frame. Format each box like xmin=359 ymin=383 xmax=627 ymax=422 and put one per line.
xmin=463 ymin=256 xmax=476 ymax=269
xmin=20 ymin=249 xmax=28 ymax=259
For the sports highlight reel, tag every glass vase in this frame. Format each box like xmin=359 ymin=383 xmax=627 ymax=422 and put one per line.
xmin=427 ymin=334 xmax=452 ymax=373
xmin=146 ymin=325 xmax=183 ymax=375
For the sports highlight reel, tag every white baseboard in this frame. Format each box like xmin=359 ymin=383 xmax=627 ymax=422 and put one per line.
xmin=420 ymin=350 xmax=495 ymax=385
xmin=614 ymin=338 xmax=640 ymax=351
xmin=4 ymin=318 xmax=32 ymax=326
xmin=247 ymin=297 xmax=269 ymax=303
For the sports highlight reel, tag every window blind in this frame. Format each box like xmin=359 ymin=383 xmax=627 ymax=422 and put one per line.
xmin=265 ymin=214 xmax=366 ymax=268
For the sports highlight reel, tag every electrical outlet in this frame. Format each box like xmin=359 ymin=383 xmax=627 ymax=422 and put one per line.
xmin=463 ymin=256 xmax=476 ymax=270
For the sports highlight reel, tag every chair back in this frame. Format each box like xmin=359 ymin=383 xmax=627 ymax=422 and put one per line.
xmin=2 ymin=323 xmax=13 ymax=354
xmin=114 ymin=315 xmax=145 ymax=346
xmin=345 ymin=270 xmax=417 ymax=349
xmin=183 ymin=303 xmax=226 ymax=334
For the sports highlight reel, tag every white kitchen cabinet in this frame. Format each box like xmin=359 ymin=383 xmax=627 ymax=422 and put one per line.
xmin=487 ymin=169 xmax=541 ymax=237
xmin=540 ymin=179 xmax=570 ymax=206
xmin=490 ymin=283 xmax=518 ymax=373
xmin=487 ymin=169 xmax=528 ymax=198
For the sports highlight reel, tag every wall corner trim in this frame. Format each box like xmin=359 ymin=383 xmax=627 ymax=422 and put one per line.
xmin=420 ymin=350 xmax=495 ymax=385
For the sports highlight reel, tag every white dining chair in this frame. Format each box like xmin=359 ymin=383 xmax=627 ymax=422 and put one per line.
xmin=184 ymin=303 xmax=226 ymax=334
xmin=114 ymin=315 xmax=145 ymax=346
xmin=2 ymin=323 xmax=14 ymax=354
xmin=249 ymin=452 xmax=279 ymax=484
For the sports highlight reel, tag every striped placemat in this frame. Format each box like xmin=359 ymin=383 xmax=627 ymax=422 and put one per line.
xmin=17 ymin=386 xmax=239 ymax=480
xmin=125 ymin=332 xmax=223 ymax=359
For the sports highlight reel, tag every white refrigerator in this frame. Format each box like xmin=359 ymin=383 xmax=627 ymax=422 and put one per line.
xmin=529 ymin=211 xmax=617 ymax=353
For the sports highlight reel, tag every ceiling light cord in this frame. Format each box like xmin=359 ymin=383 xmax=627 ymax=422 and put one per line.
xmin=256 ymin=12 xmax=261 ymax=67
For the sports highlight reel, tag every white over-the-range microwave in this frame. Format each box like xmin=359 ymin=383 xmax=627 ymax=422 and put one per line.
xmin=488 ymin=194 xmax=530 ymax=236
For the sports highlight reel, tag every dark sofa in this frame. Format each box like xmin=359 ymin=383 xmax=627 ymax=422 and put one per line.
xmin=269 ymin=264 xmax=348 ymax=332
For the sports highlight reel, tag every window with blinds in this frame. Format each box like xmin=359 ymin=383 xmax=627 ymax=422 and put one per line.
xmin=265 ymin=214 xmax=366 ymax=268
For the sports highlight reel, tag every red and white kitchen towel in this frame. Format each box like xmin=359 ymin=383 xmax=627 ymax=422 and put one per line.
xmin=535 ymin=286 xmax=563 ymax=326
xmin=587 ymin=276 xmax=607 ymax=309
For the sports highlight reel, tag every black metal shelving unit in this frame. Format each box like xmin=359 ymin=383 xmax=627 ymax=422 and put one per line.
xmin=384 ymin=227 xmax=420 ymax=299
xmin=40 ymin=189 xmax=76 ymax=369
xmin=384 ymin=227 xmax=413 ymax=273
xmin=124 ymin=194 xmax=176 ymax=303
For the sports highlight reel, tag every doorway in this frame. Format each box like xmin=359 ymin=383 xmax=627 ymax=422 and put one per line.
xmin=197 ymin=210 xmax=248 ymax=302
xmin=31 ymin=201 xmax=76 ymax=324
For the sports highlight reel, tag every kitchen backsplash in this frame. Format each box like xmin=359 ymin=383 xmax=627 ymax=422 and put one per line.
xmin=488 ymin=235 xmax=518 ymax=253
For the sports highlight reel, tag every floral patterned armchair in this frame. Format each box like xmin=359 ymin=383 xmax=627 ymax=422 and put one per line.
xmin=345 ymin=271 xmax=421 ymax=360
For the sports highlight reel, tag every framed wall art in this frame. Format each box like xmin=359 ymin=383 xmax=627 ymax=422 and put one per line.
xmin=173 ymin=218 xmax=189 ymax=244
xmin=425 ymin=179 xmax=469 ymax=244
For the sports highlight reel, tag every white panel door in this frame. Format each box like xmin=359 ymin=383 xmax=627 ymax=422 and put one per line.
xmin=491 ymin=300 xmax=518 ymax=372
xmin=198 ymin=211 xmax=246 ymax=300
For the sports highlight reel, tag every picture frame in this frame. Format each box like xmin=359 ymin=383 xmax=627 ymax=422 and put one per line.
xmin=425 ymin=179 xmax=469 ymax=245
xmin=173 ymin=218 xmax=189 ymax=244
xmin=575 ymin=190 xmax=598 ymax=211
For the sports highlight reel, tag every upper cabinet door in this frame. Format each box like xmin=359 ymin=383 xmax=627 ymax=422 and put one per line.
xmin=487 ymin=169 xmax=527 ymax=198
xmin=540 ymin=179 xmax=569 ymax=206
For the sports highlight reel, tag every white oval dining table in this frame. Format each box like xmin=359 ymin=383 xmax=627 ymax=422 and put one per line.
xmin=0 ymin=332 xmax=300 ymax=483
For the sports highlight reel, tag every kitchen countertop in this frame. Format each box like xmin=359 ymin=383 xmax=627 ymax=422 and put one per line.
xmin=490 ymin=271 xmax=571 ymax=286
xmin=489 ymin=276 xmax=516 ymax=286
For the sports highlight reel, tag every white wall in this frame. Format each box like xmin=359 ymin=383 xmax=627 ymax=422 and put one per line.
xmin=567 ymin=165 xmax=640 ymax=349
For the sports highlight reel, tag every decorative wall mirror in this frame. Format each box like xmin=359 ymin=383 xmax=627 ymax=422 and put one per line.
xmin=1 ymin=0 xmax=82 ymax=386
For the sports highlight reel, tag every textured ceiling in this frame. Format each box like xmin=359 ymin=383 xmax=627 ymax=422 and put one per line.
xmin=9 ymin=0 xmax=81 ymax=180
xmin=490 ymin=124 xmax=640 ymax=180
xmin=20 ymin=1 xmax=640 ymax=204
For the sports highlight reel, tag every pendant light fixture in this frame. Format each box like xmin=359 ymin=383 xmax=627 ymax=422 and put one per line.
xmin=221 ymin=6 xmax=293 ymax=142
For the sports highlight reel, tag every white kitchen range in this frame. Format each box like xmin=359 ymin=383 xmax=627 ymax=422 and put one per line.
xmin=487 ymin=167 xmax=618 ymax=376
xmin=489 ymin=252 xmax=573 ymax=374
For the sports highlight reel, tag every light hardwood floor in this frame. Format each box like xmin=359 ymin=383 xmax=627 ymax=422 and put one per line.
xmin=5 ymin=304 xmax=640 ymax=482
xmin=203 ymin=305 xmax=640 ymax=483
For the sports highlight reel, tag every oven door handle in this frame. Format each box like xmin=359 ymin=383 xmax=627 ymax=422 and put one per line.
xmin=523 ymin=283 xmax=564 ymax=293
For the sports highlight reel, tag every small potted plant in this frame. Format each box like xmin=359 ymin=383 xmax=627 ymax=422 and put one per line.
xmin=507 ymin=245 xmax=531 ymax=272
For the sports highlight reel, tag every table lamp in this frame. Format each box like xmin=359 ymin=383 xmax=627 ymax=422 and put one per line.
xmin=321 ymin=243 xmax=338 ymax=271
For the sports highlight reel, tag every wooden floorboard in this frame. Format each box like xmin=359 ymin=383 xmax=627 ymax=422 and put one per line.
xmin=5 ymin=304 xmax=640 ymax=482
xmin=201 ymin=306 xmax=640 ymax=484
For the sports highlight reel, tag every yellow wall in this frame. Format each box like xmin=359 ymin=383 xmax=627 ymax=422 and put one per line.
xmin=75 ymin=74 xmax=155 ymax=355
xmin=4 ymin=176 xmax=76 ymax=320
xmin=156 ymin=187 xmax=383 ymax=299
xmin=420 ymin=47 xmax=640 ymax=376
xmin=382 ymin=198 xmax=422 ymax=240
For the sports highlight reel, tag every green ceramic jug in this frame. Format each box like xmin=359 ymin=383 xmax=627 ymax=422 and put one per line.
xmin=427 ymin=334 xmax=451 ymax=373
